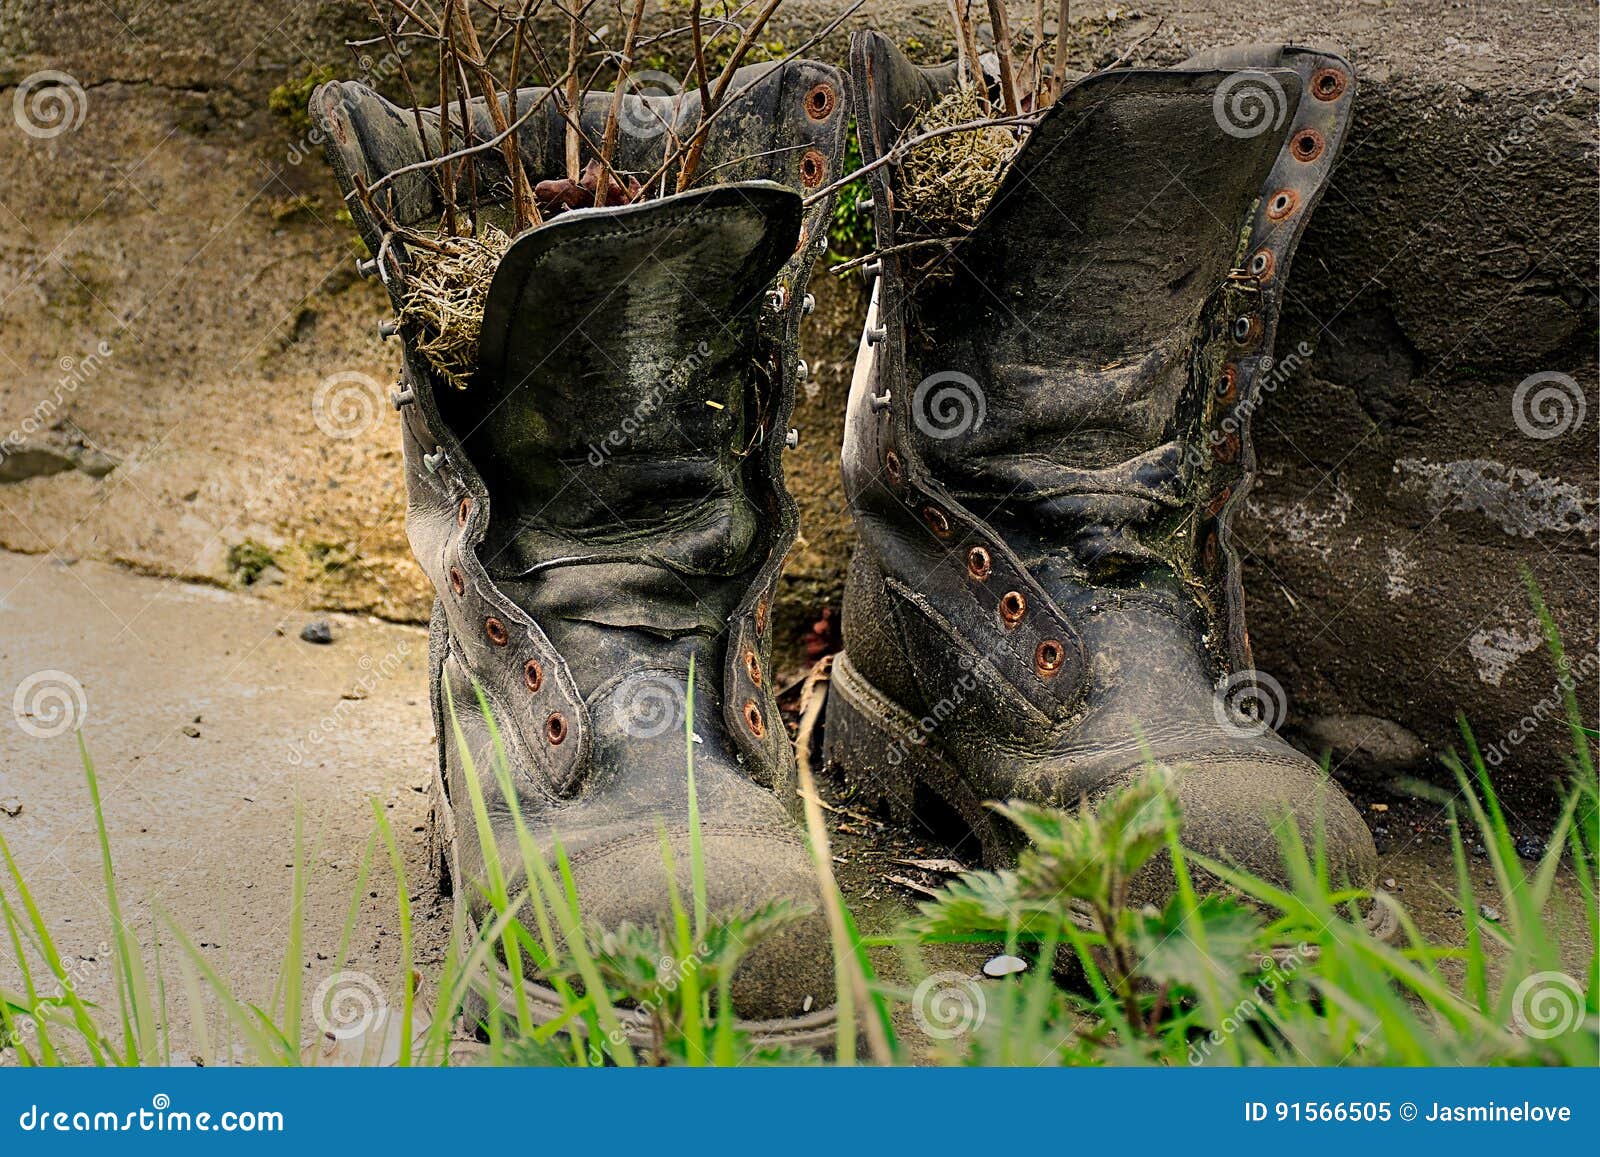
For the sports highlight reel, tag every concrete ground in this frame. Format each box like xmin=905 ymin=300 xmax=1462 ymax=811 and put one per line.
xmin=0 ymin=548 xmax=450 ymax=1060
xmin=2 ymin=549 xmax=1590 ymax=1061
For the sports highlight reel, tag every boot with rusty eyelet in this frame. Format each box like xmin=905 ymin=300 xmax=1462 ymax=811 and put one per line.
xmin=825 ymin=33 xmax=1378 ymax=910
xmin=311 ymin=60 xmax=849 ymax=1046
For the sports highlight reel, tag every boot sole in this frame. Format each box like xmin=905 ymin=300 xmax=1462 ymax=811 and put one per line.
xmin=427 ymin=763 xmax=840 ymax=1053
xmin=823 ymin=649 xmax=1399 ymax=946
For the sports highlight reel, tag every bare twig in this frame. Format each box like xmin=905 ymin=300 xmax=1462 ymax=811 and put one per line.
xmin=829 ymin=236 xmax=957 ymax=274
xmin=647 ymin=0 xmax=865 ymax=195
xmin=598 ymin=0 xmax=648 ymax=193
xmin=365 ymin=74 xmax=569 ymax=198
xmin=949 ymin=0 xmax=987 ymax=104
xmin=984 ymin=0 xmax=1021 ymax=117
xmin=689 ymin=0 xmax=711 ymax=120
xmin=1053 ymin=0 xmax=1070 ymax=103
xmin=674 ymin=0 xmax=785 ymax=191
xmin=561 ymin=0 xmax=585 ymax=180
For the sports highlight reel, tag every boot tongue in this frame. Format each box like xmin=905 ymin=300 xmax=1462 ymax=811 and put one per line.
xmin=441 ymin=182 xmax=800 ymax=635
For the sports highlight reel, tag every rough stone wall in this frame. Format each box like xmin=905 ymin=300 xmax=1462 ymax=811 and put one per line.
xmin=1 ymin=1 xmax=1595 ymax=815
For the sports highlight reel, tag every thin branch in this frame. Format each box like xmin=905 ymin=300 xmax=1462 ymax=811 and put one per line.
xmin=674 ymin=0 xmax=785 ymax=191
xmin=364 ymin=72 xmax=570 ymax=198
xmin=598 ymin=0 xmax=648 ymax=192
xmin=561 ymin=0 xmax=585 ymax=180
xmin=949 ymin=0 xmax=987 ymax=104
xmin=984 ymin=0 xmax=1021 ymax=117
xmin=448 ymin=0 xmax=540 ymax=231
xmin=1053 ymin=0 xmax=1070 ymax=104
xmin=648 ymin=0 xmax=866 ymax=195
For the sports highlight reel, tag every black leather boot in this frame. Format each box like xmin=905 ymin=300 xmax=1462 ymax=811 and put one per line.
xmin=826 ymin=34 xmax=1377 ymax=904
xmin=312 ymin=60 xmax=848 ymax=1044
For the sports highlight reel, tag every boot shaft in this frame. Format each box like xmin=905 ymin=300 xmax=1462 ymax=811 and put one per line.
xmin=845 ymin=36 xmax=1355 ymax=694
xmin=313 ymin=60 xmax=849 ymax=796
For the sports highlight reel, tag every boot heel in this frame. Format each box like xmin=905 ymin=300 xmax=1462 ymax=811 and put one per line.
xmin=823 ymin=651 xmax=1014 ymax=866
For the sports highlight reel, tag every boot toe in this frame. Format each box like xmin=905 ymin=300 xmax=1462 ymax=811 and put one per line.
xmin=562 ymin=825 xmax=834 ymax=1025
xmin=1106 ymin=747 xmax=1377 ymax=905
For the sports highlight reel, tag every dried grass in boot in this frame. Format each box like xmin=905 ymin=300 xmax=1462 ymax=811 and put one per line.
xmin=894 ymin=87 xmax=1022 ymax=271
xmin=397 ymin=226 xmax=513 ymax=390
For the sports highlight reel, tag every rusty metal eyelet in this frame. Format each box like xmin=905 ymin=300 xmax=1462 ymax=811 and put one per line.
xmin=1215 ymin=432 xmax=1241 ymax=464
xmin=742 ymin=699 xmax=765 ymax=738
xmin=922 ymin=505 xmax=951 ymax=538
xmin=524 ymin=658 xmax=543 ymax=693
xmin=485 ymin=617 xmax=509 ymax=646
xmin=545 ymin=713 xmax=567 ymax=745
xmin=1265 ymin=188 xmax=1299 ymax=221
xmin=743 ymin=649 xmax=763 ymax=687
xmin=999 ymin=590 xmax=1026 ymax=626
xmin=448 ymin=566 xmax=465 ymax=596
xmin=799 ymin=149 xmax=827 ymax=189
xmin=1248 ymin=247 xmax=1276 ymax=282
xmin=1311 ymin=68 xmax=1347 ymax=102
xmin=1215 ymin=364 xmax=1239 ymax=403
xmin=966 ymin=545 xmax=992 ymax=580
xmin=755 ymin=596 xmax=770 ymax=633
xmin=804 ymin=83 xmax=836 ymax=121
xmin=1203 ymin=529 xmax=1221 ymax=570
xmin=1206 ymin=486 xmax=1234 ymax=517
xmin=1232 ymin=315 xmax=1262 ymax=345
xmin=457 ymin=496 xmax=471 ymax=527
xmin=1290 ymin=127 xmax=1325 ymax=162
xmin=1034 ymin=639 xmax=1065 ymax=678
xmin=884 ymin=449 xmax=903 ymax=484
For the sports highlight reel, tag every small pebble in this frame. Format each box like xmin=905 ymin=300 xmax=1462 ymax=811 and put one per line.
xmin=0 ymin=797 xmax=22 ymax=817
xmin=1479 ymin=904 xmax=1501 ymax=922
xmin=300 ymin=620 xmax=334 ymax=645
xmin=182 ymin=724 xmax=201 ymax=739
xmin=983 ymin=954 xmax=1028 ymax=978
xmin=1514 ymin=835 xmax=1545 ymax=861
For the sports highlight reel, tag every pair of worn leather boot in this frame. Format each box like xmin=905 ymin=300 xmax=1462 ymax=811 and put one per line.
xmin=314 ymin=33 xmax=1375 ymax=1044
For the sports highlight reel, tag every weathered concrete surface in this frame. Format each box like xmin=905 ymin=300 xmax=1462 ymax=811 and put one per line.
xmin=0 ymin=549 xmax=449 ymax=1056
xmin=1 ymin=1 xmax=1595 ymax=815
